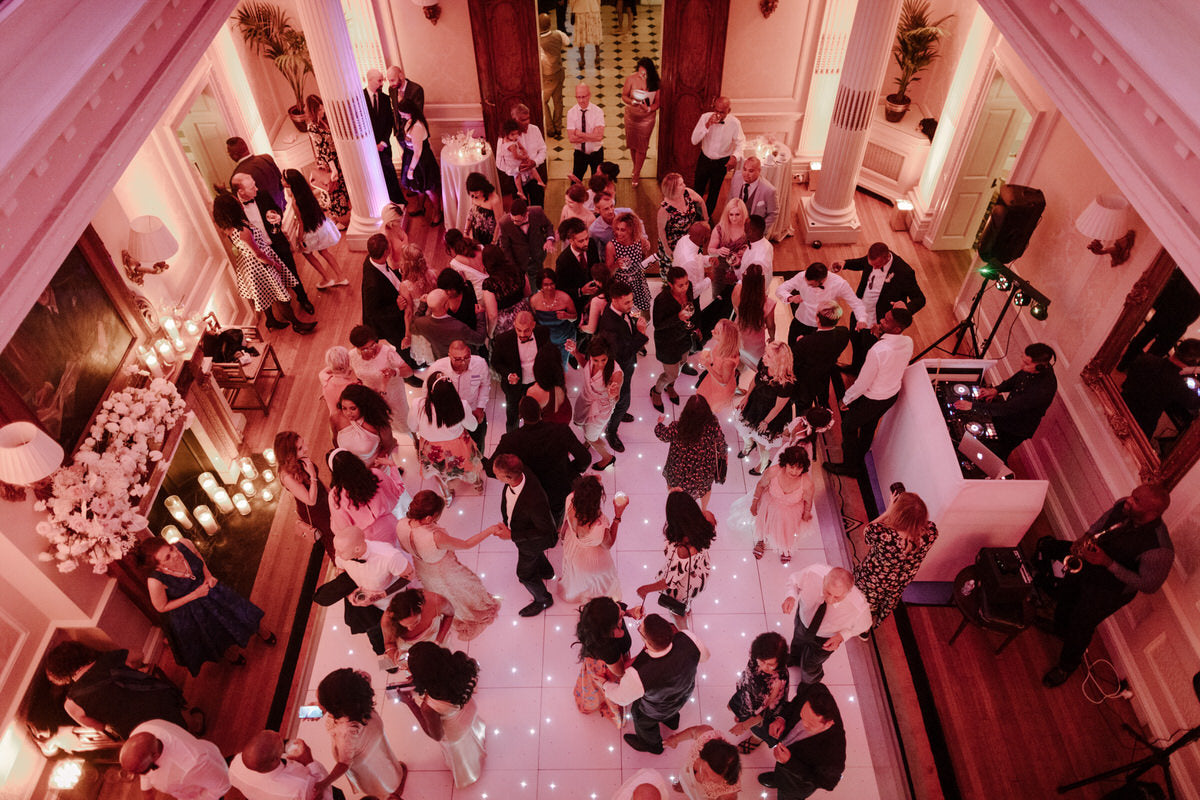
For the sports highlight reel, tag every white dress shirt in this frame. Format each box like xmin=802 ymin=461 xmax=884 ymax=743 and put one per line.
xmin=132 ymin=720 xmax=230 ymax=800
xmin=517 ymin=335 xmax=539 ymax=382
xmin=427 ymin=355 xmax=491 ymax=411
xmin=567 ymin=104 xmax=605 ymax=153
xmin=448 ymin=256 xmax=488 ymax=295
xmin=370 ymin=258 xmax=402 ymax=292
xmin=602 ymin=629 xmax=710 ymax=705
xmin=742 ymin=238 xmax=774 ymax=282
xmin=504 ymin=473 xmax=527 ymax=510
xmin=229 ymin=750 xmax=332 ymax=800
xmin=495 ymin=126 xmax=547 ymax=176
xmin=786 ymin=565 xmax=871 ymax=640
xmin=242 ymin=200 xmax=267 ymax=238
xmin=672 ymin=237 xmax=711 ymax=302
xmin=860 ymin=254 xmax=893 ymax=326
xmin=842 ymin=333 xmax=913 ymax=404
xmin=335 ymin=540 xmax=411 ymax=595
xmin=775 ymin=271 xmax=864 ymax=326
xmin=690 ymin=112 xmax=747 ymax=161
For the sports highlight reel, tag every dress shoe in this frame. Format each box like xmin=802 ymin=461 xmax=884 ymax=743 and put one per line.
xmin=608 ymin=434 xmax=626 ymax=453
xmin=757 ymin=772 xmax=779 ymax=789
xmin=299 ymin=300 xmax=316 ymax=316
xmin=823 ymin=460 xmax=860 ymax=477
xmin=292 ymin=320 xmax=317 ymax=335
xmin=519 ymin=598 xmax=552 ymax=617
xmin=623 ymin=733 xmax=663 ymax=755
xmin=622 ymin=413 xmax=635 ymax=423
xmin=592 ymin=456 xmax=616 ymax=471
xmin=265 ymin=317 xmax=289 ymax=331
xmin=404 ymin=376 xmax=424 ymax=388
xmin=1042 ymin=666 xmax=1073 ymax=688
xmin=680 ymin=363 xmax=698 ymax=376
xmin=650 ymin=389 xmax=665 ymax=412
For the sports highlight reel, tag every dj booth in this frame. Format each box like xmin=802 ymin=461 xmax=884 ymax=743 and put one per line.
xmin=870 ymin=359 xmax=1049 ymax=581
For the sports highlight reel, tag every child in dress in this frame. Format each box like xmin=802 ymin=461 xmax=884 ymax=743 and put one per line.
xmin=749 ymin=445 xmax=819 ymax=564
xmin=501 ymin=127 xmax=546 ymax=200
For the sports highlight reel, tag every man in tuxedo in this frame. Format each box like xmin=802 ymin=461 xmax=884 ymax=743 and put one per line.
xmin=492 ymin=453 xmax=557 ymax=617
xmin=792 ymin=302 xmax=852 ymax=410
xmin=555 ymin=217 xmax=603 ymax=309
xmin=729 ymin=157 xmax=779 ymax=231
xmin=386 ymin=64 xmax=424 ymax=120
xmin=360 ymin=234 xmax=407 ymax=351
xmin=487 ymin=397 xmax=590 ymax=526
xmin=831 ymin=242 xmax=925 ymax=373
xmin=753 ymin=682 xmax=847 ymax=798
xmin=232 ymin=174 xmax=315 ymax=317
xmin=491 ymin=310 xmax=551 ymax=431
xmin=363 ymin=69 xmax=405 ymax=204
xmin=499 ymin=197 xmax=557 ymax=283
xmin=597 ymin=280 xmax=649 ymax=453
xmin=227 ymin=137 xmax=285 ymax=212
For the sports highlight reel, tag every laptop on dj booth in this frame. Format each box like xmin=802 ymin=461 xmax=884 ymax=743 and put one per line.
xmin=958 ymin=432 xmax=1014 ymax=480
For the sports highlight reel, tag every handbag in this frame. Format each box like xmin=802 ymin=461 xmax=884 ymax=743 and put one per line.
xmin=656 ymin=553 xmax=692 ymax=616
xmin=295 ymin=497 xmax=321 ymax=543
xmin=714 ymin=450 xmax=728 ymax=485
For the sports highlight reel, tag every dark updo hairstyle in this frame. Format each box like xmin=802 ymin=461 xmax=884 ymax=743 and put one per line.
xmin=445 ymin=228 xmax=482 ymax=257
xmin=338 ymin=384 xmax=393 ymax=430
xmin=329 ymin=450 xmax=382 ymax=508
xmin=748 ymin=631 xmax=788 ymax=669
xmin=407 ymin=642 xmax=479 ymax=706
xmin=133 ymin=537 xmax=172 ymax=572
xmin=664 ymin=491 xmax=716 ymax=550
xmin=465 ymin=172 xmax=495 ymax=198
xmin=317 ymin=667 xmax=375 ymax=724
xmin=387 ymin=588 xmax=426 ymax=625
xmin=437 ymin=266 xmax=467 ymax=294
xmin=406 ymin=489 xmax=446 ymax=521
xmin=575 ymin=597 xmax=623 ymax=662
xmin=570 ymin=474 xmax=605 ymax=529
xmin=349 ymin=324 xmax=379 ymax=349
xmin=44 ymin=641 xmax=99 ymax=685
xmin=698 ymin=737 xmax=741 ymax=786
xmin=777 ymin=445 xmax=811 ymax=472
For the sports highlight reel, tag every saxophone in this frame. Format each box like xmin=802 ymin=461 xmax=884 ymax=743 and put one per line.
xmin=1063 ymin=518 xmax=1127 ymax=574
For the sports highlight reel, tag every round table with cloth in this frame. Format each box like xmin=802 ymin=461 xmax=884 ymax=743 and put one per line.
xmin=441 ymin=140 xmax=501 ymax=231
xmin=742 ymin=136 xmax=794 ymax=242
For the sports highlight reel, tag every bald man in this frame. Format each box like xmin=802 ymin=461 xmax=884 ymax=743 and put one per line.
xmin=410 ymin=288 xmax=486 ymax=360
xmin=364 ymin=69 xmax=405 ymax=203
xmin=232 ymin=173 xmax=315 ymax=317
xmin=690 ymin=96 xmax=746 ymax=217
xmin=782 ymin=565 xmax=871 ymax=684
xmin=121 ymin=720 xmax=229 ymax=800
xmin=230 ymin=730 xmax=333 ymax=800
xmin=227 ymin=136 xmax=285 ymax=212
xmin=491 ymin=309 xmax=551 ymax=430
xmin=386 ymin=64 xmax=424 ymax=122
xmin=1042 ymin=483 xmax=1174 ymax=687
xmin=567 ymin=83 xmax=605 ymax=180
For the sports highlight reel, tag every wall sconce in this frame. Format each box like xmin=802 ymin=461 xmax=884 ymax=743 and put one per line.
xmin=0 ymin=422 xmax=64 ymax=502
xmin=121 ymin=215 xmax=179 ymax=285
xmin=1075 ymin=193 xmax=1136 ymax=267
xmin=411 ymin=0 xmax=441 ymax=24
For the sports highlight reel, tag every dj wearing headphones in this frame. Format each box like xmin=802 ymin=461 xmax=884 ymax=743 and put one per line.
xmin=954 ymin=342 xmax=1057 ymax=462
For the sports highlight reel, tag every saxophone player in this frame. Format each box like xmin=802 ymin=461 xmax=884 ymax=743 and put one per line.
xmin=1043 ymin=483 xmax=1173 ymax=688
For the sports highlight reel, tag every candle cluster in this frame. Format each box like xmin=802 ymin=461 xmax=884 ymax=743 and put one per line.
xmin=160 ymin=451 xmax=279 ymax=540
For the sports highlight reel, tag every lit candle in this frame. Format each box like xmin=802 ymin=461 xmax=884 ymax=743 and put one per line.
xmin=194 ymin=505 xmax=219 ymax=535
xmin=184 ymin=319 xmax=201 ymax=336
xmin=161 ymin=525 xmax=183 ymax=544
xmin=232 ymin=493 xmax=252 ymax=516
xmin=212 ymin=488 xmax=235 ymax=514
xmin=261 ymin=469 xmax=275 ymax=484
xmin=263 ymin=448 xmax=277 ymax=466
xmin=239 ymin=457 xmax=259 ymax=480
xmin=171 ymin=336 xmax=187 ymax=353
xmin=162 ymin=317 xmax=180 ymax=339
xmin=163 ymin=495 xmax=193 ymax=529
xmin=197 ymin=472 xmax=219 ymax=500
xmin=143 ymin=349 xmax=163 ymax=377
xmin=240 ymin=478 xmax=257 ymax=498
xmin=155 ymin=339 xmax=175 ymax=366
xmin=260 ymin=487 xmax=275 ymax=503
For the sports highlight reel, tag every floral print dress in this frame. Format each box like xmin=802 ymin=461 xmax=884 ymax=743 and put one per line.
xmin=654 ymin=419 xmax=728 ymax=499
xmin=854 ymin=521 xmax=939 ymax=627
xmin=308 ymin=124 xmax=350 ymax=219
xmin=657 ymin=194 xmax=706 ymax=268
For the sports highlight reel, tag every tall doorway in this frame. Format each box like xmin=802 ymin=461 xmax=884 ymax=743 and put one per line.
xmin=175 ymin=86 xmax=235 ymax=198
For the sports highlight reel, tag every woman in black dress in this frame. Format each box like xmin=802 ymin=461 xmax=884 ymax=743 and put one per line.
xmin=396 ymin=99 xmax=443 ymax=225
xmin=735 ymin=341 xmax=798 ymax=476
xmin=275 ymin=430 xmax=336 ymax=559
xmin=654 ymin=395 xmax=727 ymax=511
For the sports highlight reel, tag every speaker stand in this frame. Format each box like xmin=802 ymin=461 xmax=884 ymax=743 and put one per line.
xmin=912 ymin=274 xmax=989 ymax=361
xmin=1057 ymin=721 xmax=1200 ymax=798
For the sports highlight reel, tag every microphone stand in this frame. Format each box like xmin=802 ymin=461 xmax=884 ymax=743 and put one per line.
xmin=1057 ymin=721 xmax=1200 ymax=798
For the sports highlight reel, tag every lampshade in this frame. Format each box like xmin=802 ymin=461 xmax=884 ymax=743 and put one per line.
xmin=0 ymin=422 xmax=64 ymax=485
xmin=127 ymin=215 xmax=179 ymax=263
xmin=1075 ymin=194 xmax=1130 ymax=242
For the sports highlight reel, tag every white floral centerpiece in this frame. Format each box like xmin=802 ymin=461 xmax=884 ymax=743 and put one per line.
xmin=35 ymin=378 xmax=189 ymax=573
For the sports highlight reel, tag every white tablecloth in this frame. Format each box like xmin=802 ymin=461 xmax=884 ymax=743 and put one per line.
xmin=743 ymin=137 xmax=793 ymax=241
xmin=440 ymin=142 xmax=500 ymax=232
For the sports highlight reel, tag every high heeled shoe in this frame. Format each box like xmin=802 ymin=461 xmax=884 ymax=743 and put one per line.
xmin=650 ymin=389 xmax=664 ymax=412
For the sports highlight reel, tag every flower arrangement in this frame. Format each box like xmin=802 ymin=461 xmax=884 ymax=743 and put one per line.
xmin=35 ymin=379 xmax=189 ymax=573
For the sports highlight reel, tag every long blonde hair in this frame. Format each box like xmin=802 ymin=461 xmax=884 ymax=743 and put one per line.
xmin=711 ymin=319 xmax=740 ymax=363
xmin=717 ymin=198 xmax=749 ymax=239
xmin=399 ymin=244 xmax=434 ymax=290
xmin=761 ymin=342 xmax=794 ymax=383
xmin=877 ymin=492 xmax=930 ymax=546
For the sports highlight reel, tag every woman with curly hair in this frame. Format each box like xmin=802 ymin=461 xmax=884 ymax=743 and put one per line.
xmin=380 ymin=587 xmax=455 ymax=680
xmin=636 ymin=492 xmax=716 ymax=628
xmin=854 ymin=491 xmax=939 ymax=629
xmin=316 ymin=667 xmax=407 ymax=799
xmin=749 ymin=444 xmax=818 ymax=563
xmin=332 ymin=384 xmax=400 ymax=469
xmin=394 ymin=490 xmax=500 ymax=640
xmin=559 ymin=475 xmax=627 ymax=603
xmin=328 ymin=449 xmax=408 ymax=542
xmin=281 ymin=168 xmax=347 ymax=287
xmin=408 ymin=374 xmax=484 ymax=502
xmin=481 ymin=244 xmax=530 ymax=338
xmin=736 ymin=341 xmax=798 ymax=475
xmin=663 ymin=725 xmax=742 ymax=800
xmin=572 ymin=596 xmax=641 ymax=726
xmin=275 ymin=431 xmax=336 ymax=559
xmin=654 ymin=394 xmax=728 ymax=511
xmin=403 ymin=642 xmax=486 ymax=787
xmin=727 ymin=632 xmax=789 ymax=754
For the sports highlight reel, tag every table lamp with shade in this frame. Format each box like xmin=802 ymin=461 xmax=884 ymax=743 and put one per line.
xmin=1075 ymin=193 xmax=1136 ymax=267
xmin=121 ymin=215 xmax=179 ymax=285
xmin=0 ymin=421 xmax=65 ymax=502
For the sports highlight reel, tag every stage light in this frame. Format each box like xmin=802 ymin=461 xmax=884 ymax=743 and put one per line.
xmin=1030 ymin=301 xmax=1049 ymax=320
xmin=979 ymin=264 xmax=998 ymax=279
xmin=1012 ymin=290 xmax=1031 ymax=307
xmin=995 ymin=275 xmax=1011 ymax=292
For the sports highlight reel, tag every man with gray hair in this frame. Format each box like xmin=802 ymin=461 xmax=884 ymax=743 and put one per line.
xmin=496 ymin=103 xmax=548 ymax=206
xmin=364 ymin=68 xmax=405 ymax=204
xmin=782 ymin=564 xmax=871 ymax=684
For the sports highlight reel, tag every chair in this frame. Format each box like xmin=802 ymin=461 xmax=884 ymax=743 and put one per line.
xmin=210 ymin=326 xmax=284 ymax=414
xmin=948 ymin=564 xmax=1034 ymax=654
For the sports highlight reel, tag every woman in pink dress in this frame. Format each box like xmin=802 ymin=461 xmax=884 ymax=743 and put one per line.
xmin=749 ymin=445 xmax=818 ymax=564
xmin=328 ymin=450 xmax=409 ymax=542
xmin=559 ymin=476 xmax=627 ymax=603
xmin=731 ymin=264 xmax=775 ymax=369
xmin=697 ymin=319 xmax=742 ymax=415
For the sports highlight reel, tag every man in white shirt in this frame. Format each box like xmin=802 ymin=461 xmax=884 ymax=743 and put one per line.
xmin=121 ymin=720 xmax=230 ymax=800
xmin=567 ymin=83 xmax=605 ymax=181
xmin=729 ymin=157 xmax=779 ymax=230
xmin=776 ymin=262 xmax=867 ymax=347
xmin=742 ymin=214 xmax=775 ymax=282
xmin=230 ymin=730 xmax=334 ymax=800
xmin=429 ymin=340 xmax=491 ymax=449
xmin=333 ymin=526 xmax=413 ymax=605
xmin=824 ymin=307 xmax=914 ymax=476
xmin=232 ymin=173 xmax=314 ymax=317
xmin=589 ymin=193 xmax=636 ymax=246
xmin=690 ymin=96 xmax=746 ymax=217
xmin=782 ymin=564 xmax=871 ymax=684
xmin=495 ymin=104 xmax=548 ymax=206
xmin=673 ymin=221 xmax=712 ymax=309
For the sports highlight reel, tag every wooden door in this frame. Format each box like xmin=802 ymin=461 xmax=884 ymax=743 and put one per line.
xmin=175 ymin=86 xmax=233 ymax=197
xmin=658 ymin=0 xmax=731 ymax=180
xmin=467 ymin=0 xmax=543 ymax=144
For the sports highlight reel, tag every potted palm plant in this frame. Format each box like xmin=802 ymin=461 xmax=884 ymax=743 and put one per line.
xmin=885 ymin=0 xmax=953 ymax=123
xmin=233 ymin=2 xmax=314 ymax=132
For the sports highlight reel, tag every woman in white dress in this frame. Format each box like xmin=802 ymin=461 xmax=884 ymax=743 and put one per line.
xmin=403 ymin=642 xmax=486 ymax=788
xmin=381 ymin=587 xmax=454 ymax=681
xmin=407 ymin=374 xmax=485 ymax=502
xmin=559 ymin=476 xmax=627 ymax=603
xmin=317 ymin=668 xmax=407 ymax=800
xmin=565 ymin=335 xmax=623 ymax=471
xmin=281 ymin=168 xmax=348 ymax=287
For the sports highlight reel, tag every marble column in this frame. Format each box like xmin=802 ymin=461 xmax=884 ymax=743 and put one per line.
xmin=799 ymin=0 xmax=903 ymax=244
xmin=294 ymin=0 xmax=389 ymax=249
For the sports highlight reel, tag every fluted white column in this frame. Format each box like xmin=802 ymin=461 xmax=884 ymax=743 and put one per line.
xmin=799 ymin=0 xmax=903 ymax=244
xmin=295 ymin=0 xmax=389 ymax=249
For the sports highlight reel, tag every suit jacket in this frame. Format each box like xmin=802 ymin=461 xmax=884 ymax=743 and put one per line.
xmin=761 ymin=684 xmax=846 ymax=792
xmin=499 ymin=209 xmax=556 ymax=277
xmin=251 ymin=192 xmax=295 ymax=270
xmin=500 ymin=470 xmax=557 ymax=549
xmin=410 ymin=313 xmax=486 ymax=361
xmin=361 ymin=258 xmax=406 ymax=350
xmin=232 ymin=154 xmax=286 ymax=212
xmin=364 ymin=87 xmax=394 ymax=147
xmin=390 ymin=79 xmax=426 ymax=130
xmin=841 ymin=253 xmax=926 ymax=321
xmin=554 ymin=239 xmax=604 ymax=307
xmin=728 ymin=173 xmax=779 ymax=229
xmin=491 ymin=325 xmax=551 ymax=387
xmin=596 ymin=307 xmax=648 ymax=367
xmin=487 ymin=420 xmax=590 ymax=512
xmin=792 ymin=326 xmax=852 ymax=403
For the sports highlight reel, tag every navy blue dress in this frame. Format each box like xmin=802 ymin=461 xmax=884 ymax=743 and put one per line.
xmin=153 ymin=543 xmax=264 ymax=675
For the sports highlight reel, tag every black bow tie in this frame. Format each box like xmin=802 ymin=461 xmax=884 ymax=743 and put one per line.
xmin=349 ymin=558 xmax=367 ymax=564
xmin=242 ymin=200 xmax=255 ymax=206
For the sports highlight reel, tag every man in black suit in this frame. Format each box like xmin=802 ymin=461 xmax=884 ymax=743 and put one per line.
xmin=360 ymin=233 xmax=407 ymax=351
xmin=832 ymin=242 xmax=925 ymax=372
xmin=499 ymin=197 xmax=557 ymax=283
xmin=791 ymin=301 xmax=852 ymax=410
xmin=487 ymin=397 xmax=590 ymax=525
xmin=386 ymin=65 xmax=425 ymax=122
xmin=232 ymin=173 xmax=315 ymax=318
xmin=555 ymin=217 xmax=604 ymax=310
xmin=493 ymin=453 xmax=557 ymax=617
xmin=753 ymin=682 xmax=846 ymax=798
xmin=363 ymin=69 xmax=405 ymax=204
xmin=597 ymin=280 xmax=649 ymax=453
xmin=227 ymin=137 xmax=286 ymax=212
xmin=491 ymin=310 xmax=551 ymax=431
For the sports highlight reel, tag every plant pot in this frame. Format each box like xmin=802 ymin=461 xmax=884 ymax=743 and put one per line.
xmin=884 ymin=94 xmax=911 ymax=123
xmin=288 ymin=106 xmax=308 ymax=133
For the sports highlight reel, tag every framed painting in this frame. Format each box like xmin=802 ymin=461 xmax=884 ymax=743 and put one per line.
xmin=0 ymin=226 xmax=143 ymax=455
